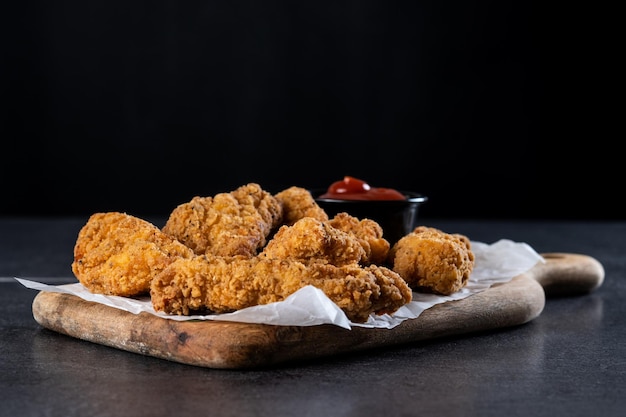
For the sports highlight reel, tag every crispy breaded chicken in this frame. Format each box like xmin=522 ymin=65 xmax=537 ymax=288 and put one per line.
xmin=274 ymin=186 xmax=329 ymax=226
xmin=71 ymin=212 xmax=194 ymax=296
xmin=387 ymin=226 xmax=475 ymax=295
xmin=150 ymin=255 xmax=412 ymax=323
xmin=162 ymin=183 xmax=283 ymax=257
xmin=260 ymin=217 xmax=367 ymax=266
xmin=328 ymin=212 xmax=390 ymax=265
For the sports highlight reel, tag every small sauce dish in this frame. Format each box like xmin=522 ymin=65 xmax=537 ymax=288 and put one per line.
xmin=311 ymin=177 xmax=428 ymax=245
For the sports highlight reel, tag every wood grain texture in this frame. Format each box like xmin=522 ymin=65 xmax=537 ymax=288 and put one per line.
xmin=31 ymin=253 xmax=604 ymax=369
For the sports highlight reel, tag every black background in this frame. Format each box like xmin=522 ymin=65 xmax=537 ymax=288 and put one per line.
xmin=1 ymin=2 xmax=616 ymax=219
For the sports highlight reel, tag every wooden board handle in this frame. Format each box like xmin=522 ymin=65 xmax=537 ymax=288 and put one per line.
xmin=534 ymin=253 xmax=605 ymax=296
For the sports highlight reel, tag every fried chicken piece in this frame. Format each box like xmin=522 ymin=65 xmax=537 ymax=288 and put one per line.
xmin=274 ymin=186 xmax=329 ymax=226
xmin=150 ymin=255 xmax=412 ymax=323
xmin=260 ymin=217 xmax=366 ymax=266
xmin=328 ymin=212 xmax=390 ymax=265
xmin=71 ymin=212 xmax=194 ymax=296
xmin=161 ymin=183 xmax=283 ymax=257
xmin=387 ymin=226 xmax=475 ymax=295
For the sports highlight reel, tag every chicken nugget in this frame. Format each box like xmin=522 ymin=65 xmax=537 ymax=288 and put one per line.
xmin=328 ymin=212 xmax=390 ymax=265
xmin=260 ymin=217 xmax=366 ymax=266
xmin=274 ymin=186 xmax=329 ymax=226
xmin=162 ymin=183 xmax=283 ymax=257
xmin=388 ymin=226 xmax=475 ymax=295
xmin=71 ymin=212 xmax=194 ymax=296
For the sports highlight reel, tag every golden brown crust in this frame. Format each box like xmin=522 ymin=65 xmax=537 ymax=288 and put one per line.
xmin=260 ymin=217 xmax=367 ymax=266
xmin=161 ymin=183 xmax=283 ymax=257
xmin=388 ymin=226 xmax=475 ymax=295
xmin=274 ymin=186 xmax=329 ymax=226
xmin=328 ymin=212 xmax=390 ymax=265
xmin=71 ymin=212 xmax=194 ymax=296
xmin=150 ymin=255 xmax=411 ymax=323
xmin=71 ymin=187 xmax=474 ymax=323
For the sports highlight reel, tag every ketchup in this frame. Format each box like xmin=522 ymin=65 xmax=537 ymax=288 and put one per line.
xmin=319 ymin=176 xmax=406 ymax=201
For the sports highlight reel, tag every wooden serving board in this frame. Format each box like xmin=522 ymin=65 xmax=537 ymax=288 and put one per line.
xmin=31 ymin=253 xmax=604 ymax=369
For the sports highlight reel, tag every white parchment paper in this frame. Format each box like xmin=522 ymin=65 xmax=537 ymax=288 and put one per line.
xmin=16 ymin=239 xmax=544 ymax=330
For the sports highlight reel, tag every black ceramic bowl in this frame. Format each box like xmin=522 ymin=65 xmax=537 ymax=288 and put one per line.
xmin=312 ymin=190 xmax=428 ymax=245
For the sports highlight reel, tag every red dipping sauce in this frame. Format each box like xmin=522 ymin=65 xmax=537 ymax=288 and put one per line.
xmin=319 ymin=176 xmax=406 ymax=201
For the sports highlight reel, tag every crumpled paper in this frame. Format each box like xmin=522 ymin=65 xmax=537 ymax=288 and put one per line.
xmin=17 ymin=239 xmax=544 ymax=330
